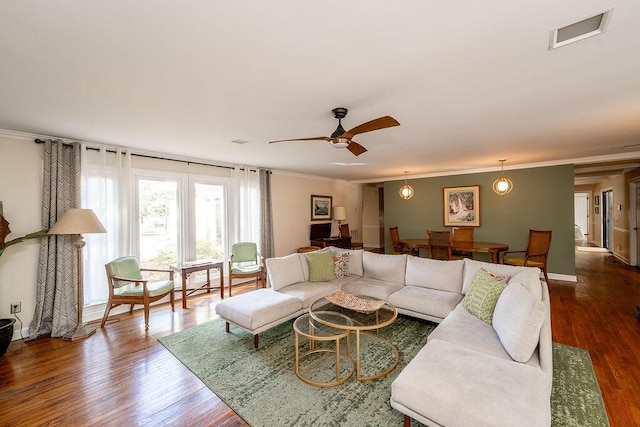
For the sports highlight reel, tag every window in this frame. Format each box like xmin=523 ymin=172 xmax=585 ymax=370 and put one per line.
xmin=134 ymin=171 xmax=229 ymax=284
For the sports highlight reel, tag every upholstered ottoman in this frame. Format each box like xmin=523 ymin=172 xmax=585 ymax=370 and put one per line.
xmin=215 ymin=288 xmax=304 ymax=348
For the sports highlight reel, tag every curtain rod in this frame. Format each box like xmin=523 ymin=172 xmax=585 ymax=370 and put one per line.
xmin=33 ymin=138 xmax=265 ymax=172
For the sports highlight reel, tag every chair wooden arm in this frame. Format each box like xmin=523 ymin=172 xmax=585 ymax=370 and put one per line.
xmin=109 ymin=275 xmax=149 ymax=292
xmin=109 ymin=274 xmax=148 ymax=284
xmin=140 ymin=267 xmax=174 ymax=280
xmin=502 ymin=250 xmax=526 ymax=257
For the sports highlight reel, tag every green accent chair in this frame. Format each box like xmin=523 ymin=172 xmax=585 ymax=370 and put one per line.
xmin=228 ymin=242 xmax=265 ymax=297
xmin=102 ymin=256 xmax=175 ymax=331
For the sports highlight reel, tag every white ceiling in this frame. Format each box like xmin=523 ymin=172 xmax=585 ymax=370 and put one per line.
xmin=1 ymin=1 xmax=640 ymax=182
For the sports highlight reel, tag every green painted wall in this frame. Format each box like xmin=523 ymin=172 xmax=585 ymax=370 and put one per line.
xmin=384 ymin=164 xmax=575 ymax=276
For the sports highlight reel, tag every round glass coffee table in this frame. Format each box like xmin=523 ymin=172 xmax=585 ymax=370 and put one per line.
xmin=309 ymin=292 xmax=399 ymax=381
xmin=293 ymin=312 xmax=355 ymax=387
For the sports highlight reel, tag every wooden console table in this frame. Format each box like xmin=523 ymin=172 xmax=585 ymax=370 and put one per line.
xmin=171 ymin=260 xmax=224 ymax=309
xmin=310 ymin=237 xmax=352 ymax=249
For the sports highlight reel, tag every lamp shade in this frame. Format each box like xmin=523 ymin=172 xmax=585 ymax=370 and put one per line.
xmin=333 ymin=206 xmax=347 ymax=221
xmin=48 ymin=208 xmax=106 ymax=235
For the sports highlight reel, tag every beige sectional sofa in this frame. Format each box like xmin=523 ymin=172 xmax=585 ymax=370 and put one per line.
xmin=215 ymin=247 xmax=552 ymax=427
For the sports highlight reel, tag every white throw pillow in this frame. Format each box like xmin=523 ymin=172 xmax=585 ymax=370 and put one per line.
xmin=266 ymin=253 xmax=305 ymax=291
xmin=493 ymin=283 xmax=546 ymax=363
xmin=508 ymin=268 xmax=543 ymax=300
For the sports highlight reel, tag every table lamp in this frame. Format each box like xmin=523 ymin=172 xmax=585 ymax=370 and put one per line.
xmin=48 ymin=208 xmax=106 ymax=340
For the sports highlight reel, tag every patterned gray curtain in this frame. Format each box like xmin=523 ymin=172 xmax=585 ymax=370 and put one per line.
xmin=259 ymin=169 xmax=274 ymax=259
xmin=29 ymin=140 xmax=81 ymax=339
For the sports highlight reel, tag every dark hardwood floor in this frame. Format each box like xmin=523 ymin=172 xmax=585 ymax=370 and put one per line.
xmin=1 ymin=250 xmax=639 ymax=426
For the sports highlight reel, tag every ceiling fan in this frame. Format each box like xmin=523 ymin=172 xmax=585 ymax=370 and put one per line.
xmin=269 ymin=107 xmax=400 ymax=156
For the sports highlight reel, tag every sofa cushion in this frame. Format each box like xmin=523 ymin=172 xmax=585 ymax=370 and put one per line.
xmin=305 ymin=250 xmax=337 ymax=282
xmin=493 ymin=283 xmax=546 ymax=363
xmin=391 ymin=339 xmax=550 ymax=427
xmin=462 ymin=258 xmax=528 ymax=294
xmin=215 ymin=289 xmax=303 ymax=331
xmin=389 ymin=286 xmax=463 ymax=320
xmin=330 ymin=247 xmax=364 ymax=276
xmin=333 ymin=253 xmax=350 ymax=277
xmin=363 ymin=251 xmax=407 ymax=284
xmin=405 ymin=256 xmax=464 ymax=293
xmin=508 ymin=268 xmax=543 ymax=300
xmin=342 ymin=277 xmax=405 ymax=301
xmin=278 ymin=281 xmax=340 ymax=308
xmin=462 ymin=269 xmax=507 ymax=324
xmin=266 ymin=253 xmax=305 ymax=291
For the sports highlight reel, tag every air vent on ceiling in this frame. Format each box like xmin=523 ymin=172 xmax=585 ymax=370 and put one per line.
xmin=549 ymin=9 xmax=613 ymax=50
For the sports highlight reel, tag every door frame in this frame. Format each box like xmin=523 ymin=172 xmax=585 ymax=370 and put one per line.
xmin=630 ymin=179 xmax=640 ymax=266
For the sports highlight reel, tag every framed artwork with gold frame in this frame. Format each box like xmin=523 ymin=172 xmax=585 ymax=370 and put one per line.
xmin=443 ymin=185 xmax=480 ymax=227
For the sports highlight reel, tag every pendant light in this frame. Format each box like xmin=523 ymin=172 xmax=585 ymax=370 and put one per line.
xmin=492 ymin=160 xmax=513 ymax=195
xmin=399 ymin=171 xmax=414 ymax=200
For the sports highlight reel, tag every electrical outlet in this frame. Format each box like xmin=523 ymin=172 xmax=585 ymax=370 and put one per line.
xmin=10 ymin=302 xmax=21 ymax=314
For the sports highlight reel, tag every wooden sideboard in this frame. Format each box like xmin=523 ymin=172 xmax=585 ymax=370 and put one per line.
xmin=310 ymin=237 xmax=352 ymax=249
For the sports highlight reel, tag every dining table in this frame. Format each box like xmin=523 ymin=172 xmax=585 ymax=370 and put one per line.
xmin=399 ymin=238 xmax=509 ymax=263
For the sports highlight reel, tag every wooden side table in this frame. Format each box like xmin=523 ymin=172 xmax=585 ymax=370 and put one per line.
xmin=170 ymin=260 xmax=224 ymax=309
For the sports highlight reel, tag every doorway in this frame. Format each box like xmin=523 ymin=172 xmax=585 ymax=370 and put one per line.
xmin=602 ymin=189 xmax=614 ymax=252
xmin=574 ymin=192 xmax=590 ymax=245
xmin=631 ymin=180 xmax=640 ymax=266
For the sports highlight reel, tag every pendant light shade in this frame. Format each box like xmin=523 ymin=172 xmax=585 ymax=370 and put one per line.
xmin=492 ymin=160 xmax=513 ymax=195
xmin=399 ymin=171 xmax=414 ymax=200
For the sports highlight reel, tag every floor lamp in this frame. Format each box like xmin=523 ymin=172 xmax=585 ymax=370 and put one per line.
xmin=48 ymin=208 xmax=106 ymax=341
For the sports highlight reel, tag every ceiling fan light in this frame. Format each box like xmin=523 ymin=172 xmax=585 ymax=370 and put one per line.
xmin=332 ymin=138 xmax=350 ymax=148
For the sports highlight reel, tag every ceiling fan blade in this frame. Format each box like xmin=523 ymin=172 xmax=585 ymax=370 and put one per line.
xmin=341 ymin=116 xmax=400 ymax=140
xmin=269 ymin=136 xmax=331 ymax=144
xmin=347 ymin=141 xmax=368 ymax=156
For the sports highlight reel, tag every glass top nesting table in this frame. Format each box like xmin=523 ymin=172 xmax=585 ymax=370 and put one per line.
xmin=293 ymin=312 xmax=355 ymax=387
xmin=307 ymin=293 xmax=399 ymax=382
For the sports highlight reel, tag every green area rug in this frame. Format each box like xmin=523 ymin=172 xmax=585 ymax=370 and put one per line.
xmin=159 ymin=316 xmax=609 ymax=427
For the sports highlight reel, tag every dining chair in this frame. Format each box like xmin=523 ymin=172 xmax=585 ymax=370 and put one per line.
xmin=503 ymin=229 xmax=552 ymax=283
xmin=427 ymin=230 xmax=461 ymax=261
xmin=389 ymin=226 xmax=414 ymax=255
xmin=339 ymin=223 xmax=364 ymax=249
xmin=102 ymin=256 xmax=175 ymax=331
xmin=229 ymin=242 xmax=265 ymax=297
xmin=451 ymin=226 xmax=474 ymax=258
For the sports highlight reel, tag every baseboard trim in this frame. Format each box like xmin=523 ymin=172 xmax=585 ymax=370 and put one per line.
xmin=549 ymin=273 xmax=577 ymax=282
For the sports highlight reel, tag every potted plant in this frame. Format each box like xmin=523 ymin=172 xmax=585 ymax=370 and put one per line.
xmin=0 ymin=201 xmax=48 ymax=356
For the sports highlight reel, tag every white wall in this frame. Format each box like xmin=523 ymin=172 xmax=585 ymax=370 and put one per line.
xmin=271 ymin=171 xmax=361 ymax=256
xmin=0 ymin=135 xmax=43 ymax=339
xmin=0 ymin=132 xmax=361 ymax=339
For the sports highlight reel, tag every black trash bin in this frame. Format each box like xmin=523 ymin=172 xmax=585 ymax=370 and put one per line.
xmin=0 ymin=318 xmax=16 ymax=356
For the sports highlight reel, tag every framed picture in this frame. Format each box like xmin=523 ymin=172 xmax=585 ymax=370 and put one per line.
xmin=595 ymin=206 xmax=600 ymax=215
xmin=310 ymin=195 xmax=332 ymax=221
xmin=594 ymin=195 xmax=600 ymax=206
xmin=444 ymin=185 xmax=480 ymax=227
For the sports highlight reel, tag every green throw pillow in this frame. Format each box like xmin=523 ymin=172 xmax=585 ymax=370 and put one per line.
xmin=306 ymin=250 xmax=337 ymax=282
xmin=463 ymin=268 xmax=508 ymax=324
